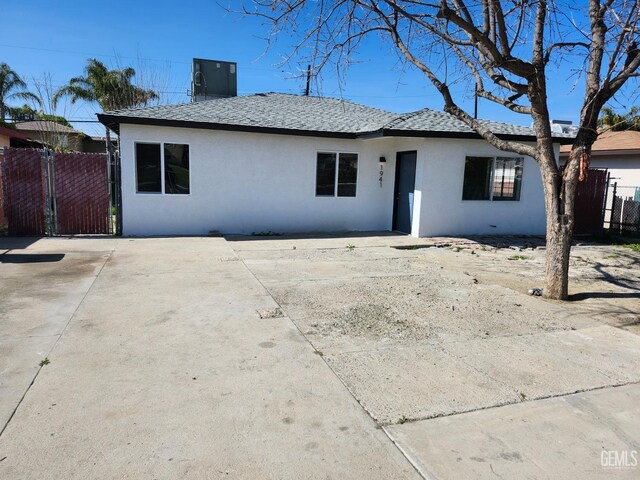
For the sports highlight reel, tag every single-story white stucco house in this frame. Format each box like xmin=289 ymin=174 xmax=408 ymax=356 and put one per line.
xmin=98 ymin=93 xmax=571 ymax=237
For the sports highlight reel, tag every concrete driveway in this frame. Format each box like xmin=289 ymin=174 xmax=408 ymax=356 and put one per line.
xmin=1 ymin=234 xmax=639 ymax=479
xmin=0 ymin=237 xmax=418 ymax=479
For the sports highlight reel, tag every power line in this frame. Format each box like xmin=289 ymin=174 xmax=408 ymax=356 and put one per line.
xmin=3 ymin=43 xmax=440 ymax=99
xmin=7 ymin=118 xmax=100 ymax=123
xmin=0 ymin=43 xmax=278 ymax=71
xmin=0 ymin=43 xmax=190 ymax=65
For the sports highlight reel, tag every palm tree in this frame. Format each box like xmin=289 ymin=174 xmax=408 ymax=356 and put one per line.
xmin=598 ymin=106 xmax=640 ymax=131
xmin=0 ymin=63 xmax=41 ymax=121
xmin=625 ymin=106 xmax=640 ymax=130
xmin=53 ymin=58 xmax=158 ymax=112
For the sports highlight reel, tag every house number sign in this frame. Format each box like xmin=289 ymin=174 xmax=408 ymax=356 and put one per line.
xmin=379 ymin=165 xmax=384 ymax=188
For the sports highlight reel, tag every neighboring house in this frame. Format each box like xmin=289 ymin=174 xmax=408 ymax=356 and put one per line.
xmin=84 ymin=135 xmax=113 ymax=153
xmin=560 ymin=130 xmax=640 ymax=187
xmin=98 ymin=93 xmax=571 ymax=237
xmin=0 ymin=125 xmax=41 ymax=149
xmin=13 ymin=121 xmax=112 ymax=153
xmin=14 ymin=120 xmax=84 ymax=151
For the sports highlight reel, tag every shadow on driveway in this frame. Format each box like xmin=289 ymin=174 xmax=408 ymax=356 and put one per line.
xmin=0 ymin=253 xmax=65 ymax=263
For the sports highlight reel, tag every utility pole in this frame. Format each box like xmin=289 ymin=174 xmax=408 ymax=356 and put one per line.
xmin=474 ymin=84 xmax=478 ymax=119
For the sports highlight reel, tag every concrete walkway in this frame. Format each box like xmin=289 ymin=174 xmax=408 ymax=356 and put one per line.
xmin=0 ymin=237 xmax=419 ymax=479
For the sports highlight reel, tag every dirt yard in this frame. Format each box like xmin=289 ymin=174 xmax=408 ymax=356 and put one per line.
xmin=230 ymin=234 xmax=640 ymax=425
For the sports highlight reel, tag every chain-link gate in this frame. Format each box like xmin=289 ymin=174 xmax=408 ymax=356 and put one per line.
xmin=607 ymin=183 xmax=640 ymax=236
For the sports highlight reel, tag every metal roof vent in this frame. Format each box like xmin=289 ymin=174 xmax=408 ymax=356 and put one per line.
xmin=192 ymin=58 xmax=237 ymax=102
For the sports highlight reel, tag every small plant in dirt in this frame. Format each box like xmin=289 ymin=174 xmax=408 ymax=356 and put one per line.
xmin=346 ymin=244 xmax=356 ymax=251
xmin=508 ymin=255 xmax=530 ymax=261
xmin=624 ymin=243 xmax=640 ymax=253
xmin=39 ymin=357 xmax=50 ymax=367
xmin=518 ymin=391 xmax=527 ymax=401
xmin=451 ymin=246 xmax=463 ymax=252
xmin=398 ymin=415 xmax=408 ymax=424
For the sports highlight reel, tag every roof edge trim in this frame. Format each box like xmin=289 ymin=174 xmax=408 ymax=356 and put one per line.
xmin=98 ymin=114 xmax=574 ymax=144
xmin=97 ymin=114 xmax=358 ymax=139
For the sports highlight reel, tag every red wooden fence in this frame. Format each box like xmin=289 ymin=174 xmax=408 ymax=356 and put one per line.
xmin=0 ymin=150 xmax=5 ymax=229
xmin=1 ymin=148 xmax=45 ymax=236
xmin=55 ymin=152 xmax=110 ymax=234
xmin=0 ymin=148 xmax=111 ymax=236
xmin=574 ymin=169 xmax=608 ymax=235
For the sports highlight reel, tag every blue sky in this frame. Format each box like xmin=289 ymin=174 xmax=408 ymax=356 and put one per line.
xmin=1 ymin=1 xmax=632 ymax=136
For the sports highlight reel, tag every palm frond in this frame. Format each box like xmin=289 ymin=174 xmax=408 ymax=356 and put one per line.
xmin=8 ymin=91 xmax=42 ymax=106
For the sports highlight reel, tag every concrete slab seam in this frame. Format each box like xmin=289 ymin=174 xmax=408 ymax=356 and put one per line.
xmin=236 ymin=253 xmax=426 ymax=479
xmin=380 ymin=381 xmax=640 ymax=428
xmin=381 ymin=426 xmax=432 ymax=480
xmin=0 ymin=247 xmax=115 ymax=438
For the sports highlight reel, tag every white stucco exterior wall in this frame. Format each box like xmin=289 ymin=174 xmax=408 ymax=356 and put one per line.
xmin=409 ymin=138 xmax=547 ymax=236
xmin=118 ymin=124 xmax=552 ymax=237
xmin=588 ymin=155 xmax=640 ymax=187
xmin=119 ymin=124 xmax=398 ymax=236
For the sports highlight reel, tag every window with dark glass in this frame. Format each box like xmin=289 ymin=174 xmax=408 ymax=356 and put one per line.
xmin=135 ymin=142 xmax=190 ymax=195
xmin=337 ymin=153 xmax=358 ymax=197
xmin=164 ymin=143 xmax=190 ymax=194
xmin=492 ymin=157 xmax=523 ymax=201
xmin=462 ymin=156 xmax=523 ymax=201
xmin=316 ymin=153 xmax=337 ymax=196
xmin=462 ymin=157 xmax=492 ymax=200
xmin=316 ymin=152 xmax=358 ymax=197
xmin=136 ymin=143 xmax=161 ymax=193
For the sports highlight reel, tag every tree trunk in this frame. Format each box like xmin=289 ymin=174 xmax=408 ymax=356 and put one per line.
xmin=544 ymin=213 xmax=572 ymax=300
xmin=527 ymin=68 xmax=575 ymax=301
xmin=539 ymin=144 xmax=582 ymax=300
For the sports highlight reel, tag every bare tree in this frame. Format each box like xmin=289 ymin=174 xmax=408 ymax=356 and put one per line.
xmin=26 ymin=73 xmax=83 ymax=152
xmin=240 ymin=0 xmax=640 ymax=299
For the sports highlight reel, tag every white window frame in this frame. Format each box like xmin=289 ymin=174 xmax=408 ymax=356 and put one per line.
xmin=462 ymin=155 xmax=523 ymax=202
xmin=134 ymin=141 xmax=191 ymax=196
xmin=315 ymin=150 xmax=359 ymax=198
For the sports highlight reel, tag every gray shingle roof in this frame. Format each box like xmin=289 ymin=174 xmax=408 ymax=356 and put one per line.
xmin=98 ymin=92 xmax=572 ymax=142
xmin=384 ymin=109 xmax=566 ymax=138
xmin=102 ymin=93 xmax=396 ymax=135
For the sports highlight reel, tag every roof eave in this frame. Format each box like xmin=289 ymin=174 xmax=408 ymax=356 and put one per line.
xmin=0 ymin=126 xmax=29 ymax=140
xmin=97 ymin=114 xmax=574 ymax=145
xmin=97 ymin=114 xmax=358 ymax=139
xmin=372 ymin=128 xmax=573 ymax=144
xmin=559 ymin=148 xmax=640 ymax=157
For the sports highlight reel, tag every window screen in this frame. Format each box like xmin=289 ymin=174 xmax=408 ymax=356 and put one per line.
xmin=462 ymin=157 xmax=492 ymax=200
xmin=136 ymin=143 xmax=161 ymax=193
xmin=164 ymin=143 xmax=190 ymax=194
xmin=337 ymin=153 xmax=358 ymax=197
xmin=316 ymin=153 xmax=337 ymax=196
xmin=493 ymin=157 xmax=523 ymax=201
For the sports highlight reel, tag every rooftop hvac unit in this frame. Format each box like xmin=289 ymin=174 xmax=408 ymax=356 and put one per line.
xmin=192 ymin=59 xmax=237 ymax=102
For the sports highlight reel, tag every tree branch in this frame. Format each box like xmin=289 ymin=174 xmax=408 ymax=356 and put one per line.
xmin=544 ymin=42 xmax=590 ymax=64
